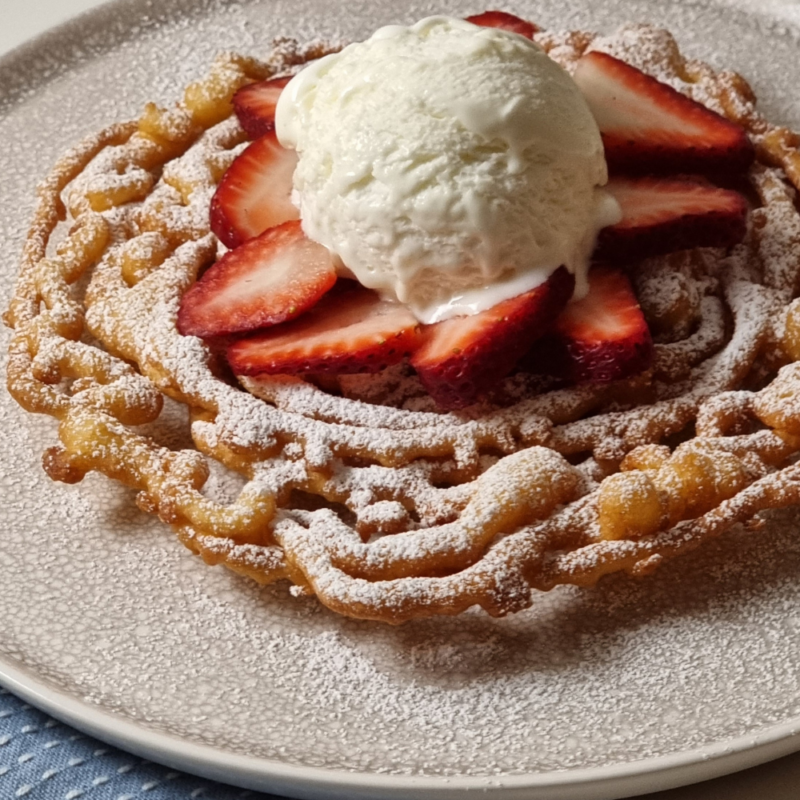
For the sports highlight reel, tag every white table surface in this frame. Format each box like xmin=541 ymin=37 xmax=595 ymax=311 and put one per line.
xmin=4 ymin=1 xmax=800 ymax=799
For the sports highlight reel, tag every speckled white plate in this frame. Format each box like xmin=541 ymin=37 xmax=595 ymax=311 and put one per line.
xmin=5 ymin=1 xmax=800 ymax=799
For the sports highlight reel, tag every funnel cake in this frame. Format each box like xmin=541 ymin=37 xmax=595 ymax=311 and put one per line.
xmin=7 ymin=22 xmax=800 ymax=623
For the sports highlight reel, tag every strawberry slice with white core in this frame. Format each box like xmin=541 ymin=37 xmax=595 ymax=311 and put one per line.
xmin=464 ymin=10 xmax=538 ymax=39
xmin=227 ymin=283 xmax=422 ymax=376
xmin=178 ymin=220 xmax=336 ymax=339
xmin=573 ymin=51 xmax=754 ymax=175
xmin=233 ymin=75 xmax=291 ymax=140
xmin=411 ymin=266 xmax=574 ymax=409
xmin=595 ymin=176 xmax=748 ymax=263
xmin=209 ymin=130 xmax=299 ymax=249
xmin=531 ymin=267 xmax=653 ymax=384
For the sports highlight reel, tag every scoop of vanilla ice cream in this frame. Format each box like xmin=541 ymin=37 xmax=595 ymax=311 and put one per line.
xmin=276 ymin=16 xmax=620 ymax=323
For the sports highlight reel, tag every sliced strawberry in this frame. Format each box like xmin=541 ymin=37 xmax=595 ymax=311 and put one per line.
xmin=233 ymin=75 xmax=292 ymax=140
xmin=178 ymin=220 xmax=336 ymax=339
xmin=573 ymin=51 xmax=754 ymax=175
xmin=595 ymin=176 xmax=747 ymax=263
xmin=410 ymin=267 xmax=574 ymax=409
xmin=227 ymin=283 xmax=422 ymax=376
xmin=465 ymin=10 xmax=538 ymax=39
xmin=209 ymin=130 xmax=299 ymax=249
xmin=529 ymin=267 xmax=653 ymax=384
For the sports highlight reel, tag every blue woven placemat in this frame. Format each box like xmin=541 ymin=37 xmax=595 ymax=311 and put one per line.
xmin=0 ymin=687 xmax=285 ymax=800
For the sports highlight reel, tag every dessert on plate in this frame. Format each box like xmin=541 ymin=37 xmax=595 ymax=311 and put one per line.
xmin=7 ymin=9 xmax=800 ymax=622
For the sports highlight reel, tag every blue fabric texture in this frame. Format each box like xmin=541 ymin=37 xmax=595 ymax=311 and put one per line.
xmin=0 ymin=687 xmax=284 ymax=800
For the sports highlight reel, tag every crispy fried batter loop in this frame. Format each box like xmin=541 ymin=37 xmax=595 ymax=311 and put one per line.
xmin=8 ymin=26 xmax=800 ymax=623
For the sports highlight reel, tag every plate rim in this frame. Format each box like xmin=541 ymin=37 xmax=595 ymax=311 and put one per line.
xmin=3 ymin=655 xmax=800 ymax=800
xmin=3 ymin=0 xmax=800 ymax=797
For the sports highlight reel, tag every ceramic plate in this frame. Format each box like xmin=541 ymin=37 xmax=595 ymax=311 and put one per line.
xmin=4 ymin=1 xmax=800 ymax=798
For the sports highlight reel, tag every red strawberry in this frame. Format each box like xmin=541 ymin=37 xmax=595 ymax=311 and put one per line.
xmin=227 ymin=283 xmax=422 ymax=376
xmin=465 ymin=10 xmax=538 ymax=39
xmin=572 ymin=51 xmax=754 ymax=175
xmin=233 ymin=75 xmax=292 ymax=140
xmin=530 ymin=267 xmax=653 ymax=384
xmin=595 ymin=177 xmax=748 ymax=263
xmin=178 ymin=220 xmax=336 ymax=339
xmin=410 ymin=267 xmax=574 ymax=409
xmin=209 ymin=131 xmax=299 ymax=249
